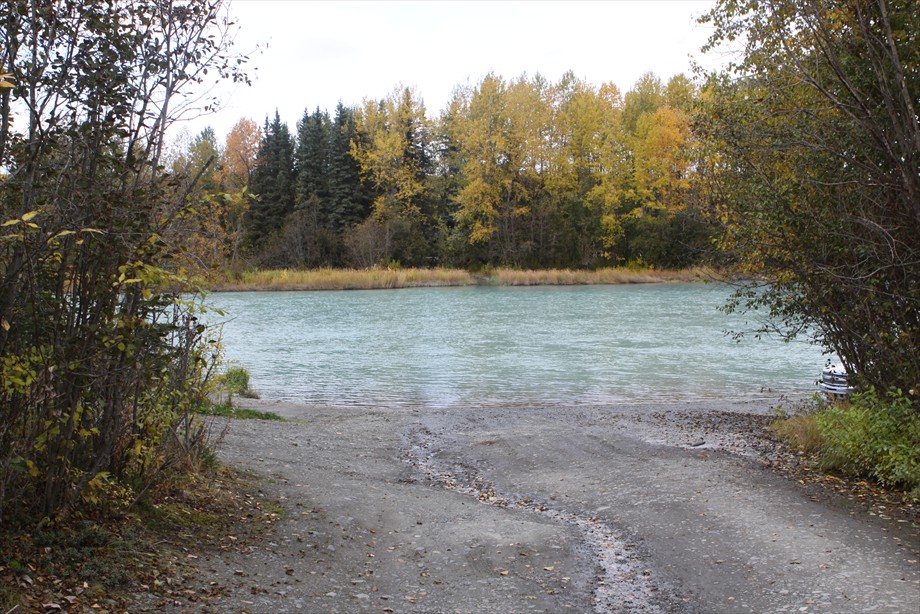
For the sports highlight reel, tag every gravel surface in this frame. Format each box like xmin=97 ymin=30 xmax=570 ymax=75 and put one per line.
xmin=152 ymin=399 xmax=920 ymax=613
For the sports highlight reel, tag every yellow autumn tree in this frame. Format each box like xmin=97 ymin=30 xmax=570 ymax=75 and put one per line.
xmin=584 ymin=82 xmax=630 ymax=255
xmin=453 ymin=73 xmax=508 ymax=247
xmin=218 ymin=117 xmax=262 ymax=266
xmin=220 ymin=117 xmax=261 ymax=192
xmin=350 ymin=86 xmax=433 ymax=265
xmin=632 ymin=105 xmax=692 ymax=213
xmin=453 ymin=73 xmax=555 ymax=264
xmin=545 ymin=74 xmax=615 ymax=264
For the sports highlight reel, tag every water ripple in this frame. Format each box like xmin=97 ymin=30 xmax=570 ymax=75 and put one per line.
xmin=206 ymin=284 xmax=828 ymax=407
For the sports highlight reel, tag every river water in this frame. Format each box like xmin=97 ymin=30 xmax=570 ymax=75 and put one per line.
xmin=205 ymin=283 xmax=830 ymax=407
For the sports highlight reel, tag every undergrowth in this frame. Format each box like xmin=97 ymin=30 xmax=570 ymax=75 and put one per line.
xmin=771 ymin=412 xmax=824 ymax=455
xmin=817 ymin=389 xmax=920 ymax=493
xmin=772 ymin=389 xmax=920 ymax=496
xmin=0 ymin=466 xmax=284 ymax=611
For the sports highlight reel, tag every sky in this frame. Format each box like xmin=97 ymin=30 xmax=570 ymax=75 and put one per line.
xmin=185 ymin=0 xmax=723 ymax=141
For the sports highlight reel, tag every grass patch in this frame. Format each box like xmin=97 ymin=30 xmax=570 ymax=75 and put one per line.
xmin=0 ymin=517 xmax=142 ymax=609
xmin=144 ymin=501 xmax=228 ymax=532
xmin=771 ymin=413 xmax=824 ymax=455
xmin=218 ymin=365 xmax=259 ymax=399
xmin=195 ymin=401 xmax=284 ymax=421
xmin=210 ymin=265 xmax=724 ymax=292
xmin=491 ymin=266 xmax=717 ymax=286
xmin=214 ymin=266 xmax=473 ymax=291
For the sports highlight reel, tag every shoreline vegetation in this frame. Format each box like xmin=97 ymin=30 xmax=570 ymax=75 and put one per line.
xmin=208 ymin=265 xmax=727 ymax=292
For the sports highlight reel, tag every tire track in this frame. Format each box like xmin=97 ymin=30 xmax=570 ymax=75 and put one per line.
xmin=402 ymin=426 xmax=681 ymax=613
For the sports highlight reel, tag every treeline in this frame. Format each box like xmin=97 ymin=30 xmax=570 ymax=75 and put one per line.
xmin=173 ymin=71 xmax=714 ymax=274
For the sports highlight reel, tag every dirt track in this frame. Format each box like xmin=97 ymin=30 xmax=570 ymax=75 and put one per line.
xmin=163 ymin=399 xmax=919 ymax=613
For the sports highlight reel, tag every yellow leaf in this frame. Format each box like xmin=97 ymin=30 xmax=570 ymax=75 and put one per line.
xmin=1 ymin=318 xmax=9 ymax=332
xmin=21 ymin=210 xmax=40 ymax=222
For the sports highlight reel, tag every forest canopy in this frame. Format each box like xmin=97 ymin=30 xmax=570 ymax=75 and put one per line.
xmin=170 ymin=70 xmax=713 ymax=274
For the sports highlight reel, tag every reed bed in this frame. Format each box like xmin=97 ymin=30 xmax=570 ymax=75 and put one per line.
xmin=491 ymin=266 xmax=718 ymax=286
xmin=211 ymin=266 xmax=722 ymax=292
xmin=213 ymin=267 xmax=474 ymax=291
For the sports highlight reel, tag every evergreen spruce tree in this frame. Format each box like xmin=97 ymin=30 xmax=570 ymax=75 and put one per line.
xmin=295 ymin=107 xmax=332 ymax=209
xmin=387 ymin=87 xmax=436 ymax=266
xmin=328 ymin=103 xmax=373 ymax=236
xmin=246 ymin=111 xmax=296 ymax=251
xmin=284 ymin=107 xmax=334 ymax=267
xmin=189 ymin=127 xmax=221 ymax=193
xmin=428 ymin=97 xmax=467 ymax=265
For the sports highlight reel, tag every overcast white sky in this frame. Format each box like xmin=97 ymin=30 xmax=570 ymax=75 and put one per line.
xmin=186 ymin=0 xmax=722 ymax=140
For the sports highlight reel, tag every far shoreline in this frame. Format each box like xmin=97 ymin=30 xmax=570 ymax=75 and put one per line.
xmin=208 ymin=265 xmax=732 ymax=293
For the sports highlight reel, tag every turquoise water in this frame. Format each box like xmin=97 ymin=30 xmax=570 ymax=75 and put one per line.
xmin=206 ymin=284 xmax=829 ymax=407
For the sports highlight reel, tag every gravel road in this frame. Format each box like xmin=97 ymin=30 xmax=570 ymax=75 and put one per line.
xmin=170 ymin=399 xmax=919 ymax=613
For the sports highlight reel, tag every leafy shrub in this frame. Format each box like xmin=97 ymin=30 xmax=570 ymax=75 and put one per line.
xmin=0 ymin=0 xmax=245 ymax=522
xmin=817 ymin=389 xmax=920 ymax=492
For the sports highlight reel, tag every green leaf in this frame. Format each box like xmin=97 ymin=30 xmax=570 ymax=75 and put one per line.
xmin=9 ymin=456 xmax=26 ymax=473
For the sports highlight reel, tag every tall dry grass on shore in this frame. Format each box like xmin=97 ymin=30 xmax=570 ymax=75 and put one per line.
xmin=210 ymin=266 xmax=725 ymax=292
xmin=491 ymin=266 xmax=718 ymax=286
xmin=213 ymin=268 xmax=472 ymax=291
